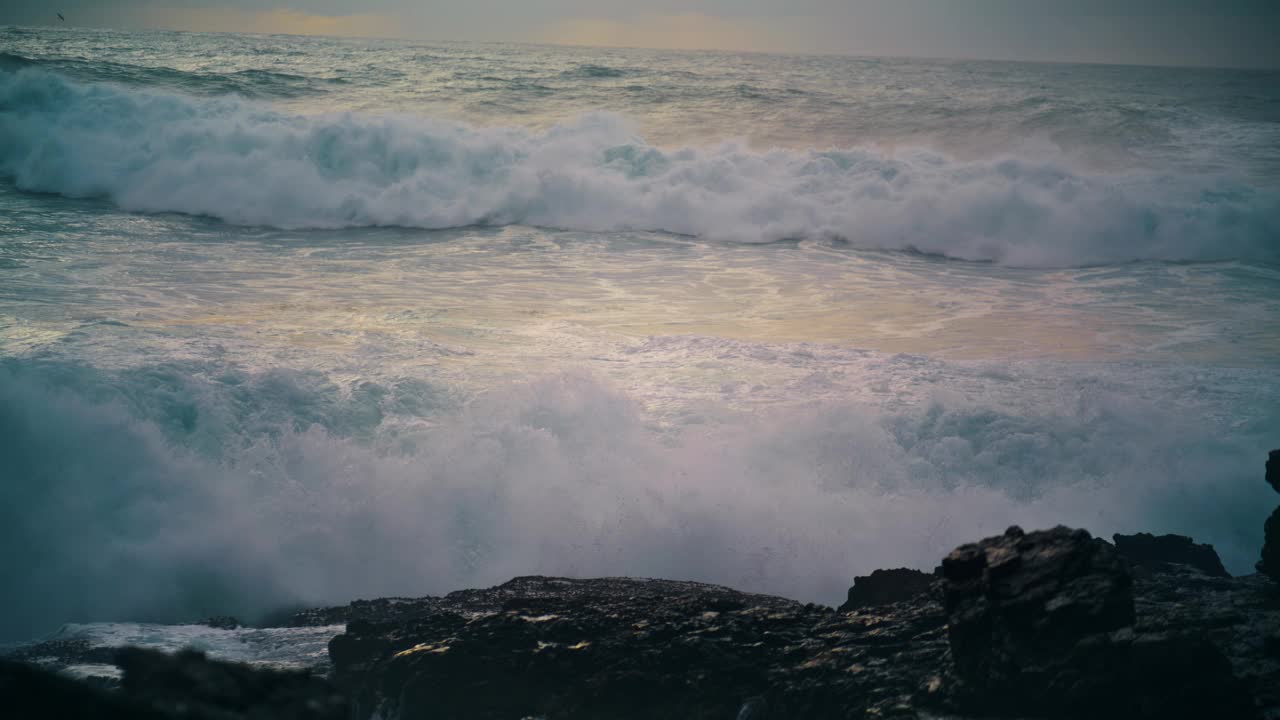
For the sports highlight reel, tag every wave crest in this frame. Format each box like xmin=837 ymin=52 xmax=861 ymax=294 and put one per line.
xmin=1 ymin=68 xmax=1277 ymax=267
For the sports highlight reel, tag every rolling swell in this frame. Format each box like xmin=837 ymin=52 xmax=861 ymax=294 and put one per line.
xmin=0 ymin=52 xmax=334 ymax=99
xmin=2 ymin=68 xmax=1278 ymax=267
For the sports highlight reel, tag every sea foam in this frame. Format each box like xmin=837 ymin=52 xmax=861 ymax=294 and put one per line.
xmin=1 ymin=68 xmax=1276 ymax=267
xmin=1 ymin=358 xmax=1274 ymax=641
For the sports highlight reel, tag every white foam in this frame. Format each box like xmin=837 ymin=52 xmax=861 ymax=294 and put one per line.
xmin=62 ymin=663 xmax=123 ymax=681
xmin=45 ymin=622 xmax=345 ymax=669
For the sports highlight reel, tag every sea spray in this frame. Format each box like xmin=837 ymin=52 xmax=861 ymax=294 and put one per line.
xmin=1 ymin=359 xmax=1273 ymax=641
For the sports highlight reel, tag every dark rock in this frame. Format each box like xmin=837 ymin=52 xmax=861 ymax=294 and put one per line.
xmin=315 ymin=524 xmax=1280 ymax=720
xmin=117 ymin=647 xmax=348 ymax=719
xmin=0 ymin=649 xmax=347 ymax=720
xmin=1262 ymin=450 xmax=1280 ymax=582
xmin=0 ymin=658 xmax=169 ymax=720
xmin=1067 ymin=630 xmax=1255 ymax=720
xmin=319 ymin=548 xmax=1278 ymax=720
xmin=328 ymin=576 xmax=949 ymax=720
xmin=940 ymin=525 xmax=1255 ymax=719
xmin=200 ymin=615 xmax=241 ymax=630
xmin=1114 ymin=532 xmax=1230 ymax=578
xmin=287 ymin=596 xmax=451 ymax=627
xmin=736 ymin=696 xmax=768 ymax=719
xmin=941 ymin=525 xmax=1135 ymax=683
xmin=838 ymin=568 xmax=935 ymax=612
xmin=1262 ymin=506 xmax=1280 ymax=582
xmin=1131 ymin=565 xmax=1280 ymax=718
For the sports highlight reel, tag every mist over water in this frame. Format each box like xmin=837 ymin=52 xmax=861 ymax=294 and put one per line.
xmin=3 ymin=358 xmax=1275 ymax=642
xmin=1 ymin=25 xmax=1278 ymax=645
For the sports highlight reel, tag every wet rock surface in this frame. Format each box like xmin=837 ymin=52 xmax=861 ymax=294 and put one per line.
xmin=837 ymin=568 xmax=936 ymax=612
xmin=1113 ymin=532 xmax=1230 ymax=577
xmin=327 ymin=576 xmax=949 ymax=720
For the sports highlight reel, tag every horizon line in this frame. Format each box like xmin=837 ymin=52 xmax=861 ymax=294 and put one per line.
xmin=6 ymin=21 xmax=1279 ymax=73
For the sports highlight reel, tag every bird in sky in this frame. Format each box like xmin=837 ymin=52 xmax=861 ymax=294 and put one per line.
xmin=57 ymin=12 xmax=65 ymax=22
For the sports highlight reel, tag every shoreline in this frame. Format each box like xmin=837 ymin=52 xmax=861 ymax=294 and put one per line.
xmin=6 ymin=520 xmax=1278 ymax=719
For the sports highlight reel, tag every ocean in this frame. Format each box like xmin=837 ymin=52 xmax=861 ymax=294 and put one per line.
xmin=1 ymin=25 xmax=1278 ymax=664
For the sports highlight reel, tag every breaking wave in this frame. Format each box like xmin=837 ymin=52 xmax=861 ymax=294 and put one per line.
xmin=1 ymin=67 xmax=1278 ymax=267
xmin=0 ymin=358 xmax=1274 ymax=641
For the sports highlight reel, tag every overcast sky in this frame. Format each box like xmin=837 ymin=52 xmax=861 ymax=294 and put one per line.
xmin=5 ymin=0 xmax=1279 ymax=68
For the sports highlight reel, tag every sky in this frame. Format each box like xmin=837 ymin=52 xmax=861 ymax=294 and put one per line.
xmin=4 ymin=0 xmax=1279 ymax=69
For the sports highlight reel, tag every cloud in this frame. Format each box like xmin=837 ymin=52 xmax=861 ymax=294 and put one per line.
xmin=140 ymin=6 xmax=401 ymax=38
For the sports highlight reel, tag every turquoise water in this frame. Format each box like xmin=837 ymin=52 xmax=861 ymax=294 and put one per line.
xmin=2 ymin=25 xmax=1278 ymax=644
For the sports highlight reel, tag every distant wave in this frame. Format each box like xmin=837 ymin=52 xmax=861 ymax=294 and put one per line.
xmin=562 ymin=64 xmax=630 ymax=79
xmin=0 ymin=52 xmax=335 ymax=99
xmin=2 ymin=68 xmax=1278 ymax=267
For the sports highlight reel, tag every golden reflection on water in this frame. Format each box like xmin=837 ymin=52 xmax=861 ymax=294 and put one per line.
xmin=4 ymin=227 xmax=1275 ymax=382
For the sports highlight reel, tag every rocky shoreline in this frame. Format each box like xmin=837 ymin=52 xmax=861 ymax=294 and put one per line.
xmin=5 ymin=453 xmax=1280 ymax=719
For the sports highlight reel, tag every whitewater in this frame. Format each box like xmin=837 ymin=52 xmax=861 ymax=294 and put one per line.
xmin=2 ymin=25 xmax=1278 ymax=668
